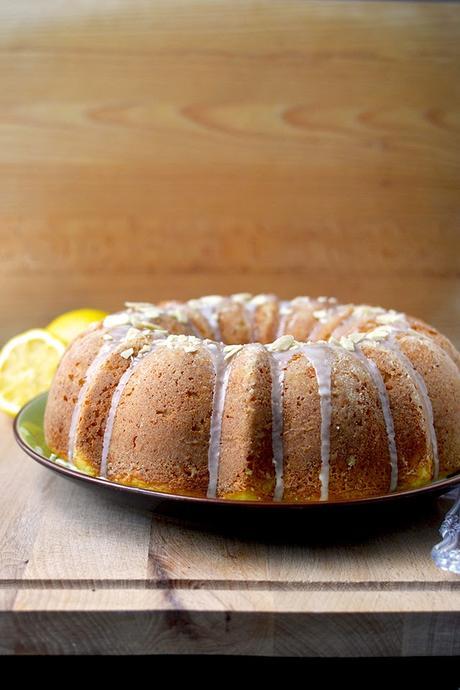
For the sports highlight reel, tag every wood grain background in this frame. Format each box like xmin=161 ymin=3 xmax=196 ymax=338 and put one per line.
xmin=0 ymin=1 xmax=459 ymax=344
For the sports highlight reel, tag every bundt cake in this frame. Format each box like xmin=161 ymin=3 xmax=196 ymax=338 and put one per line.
xmin=44 ymin=294 xmax=460 ymax=502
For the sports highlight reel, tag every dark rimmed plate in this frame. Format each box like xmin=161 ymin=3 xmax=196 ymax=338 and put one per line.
xmin=13 ymin=393 xmax=460 ymax=523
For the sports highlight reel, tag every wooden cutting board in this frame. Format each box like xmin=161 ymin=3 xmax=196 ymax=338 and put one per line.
xmin=0 ymin=413 xmax=458 ymax=656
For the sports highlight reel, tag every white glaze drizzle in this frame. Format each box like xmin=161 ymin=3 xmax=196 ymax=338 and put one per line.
xmin=308 ymin=305 xmax=343 ymax=340
xmin=160 ymin=304 xmax=206 ymax=339
xmin=242 ymin=300 xmax=256 ymax=341
xmin=187 ymin=296 xmax=224 ymax=342
xmin=330 ymin=306 xmax=383 ymax=339
xmin=188 ymin=321 xmax=204 ymax=339
xmin=269 ymin=349 xmax=293 ymax=501
xmin=99 ymin=342 xmax=160 ymax=478
xmin=384 ymin=335 xmax=439 ymax=480
xmin=300 ymin=343 xmax=333 ymax=501
xmin=67 ymin=325 xmax=129 ymax=462
xmin=331 ymin=307 xmax=408 ymax=339
xmin=276 ymin=300 xmax=292 ymax=338
xmin=175 ymin=313 xmax=203 ymax=339
xmin=206 ymin=342 xmax=233 ymax=498
xmin=292 ymin=296 xmax=331 ymax=340
xmin=243 ymin=294 xmax=273 ymax=341
xmin=277 ymin=297 xmax=300 ymax=339
xmin=353 ymin=345 xmax=399 ymax=492
xmin=128 ymin=303 xmax=205 ymax=340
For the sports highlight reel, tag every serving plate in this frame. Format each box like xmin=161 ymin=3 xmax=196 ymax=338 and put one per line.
xmin=13 ymin=392 xmax=460 ymax=523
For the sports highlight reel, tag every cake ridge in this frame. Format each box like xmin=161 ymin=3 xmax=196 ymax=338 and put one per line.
xmin=206 ymin=341 xmax=230 ymax=499
xmin=100 ymin=339 xmax=162 ymax=479
xmin=386 ymin=337 xmax=439 ymax=480
xmin=68 ymin=339 xmax=116 ymax=464
xmin=187 ymin=295 xmax=225 ymax=341
xmin=269 ymin=348 xmax=291 ymax=501
xmin=67 ymin=323 xmax=134 ymax=463
xmin=352 ymin=344 xmax=399 ymax=492
xmin=299 ymin=343 xmax=334 ymax=501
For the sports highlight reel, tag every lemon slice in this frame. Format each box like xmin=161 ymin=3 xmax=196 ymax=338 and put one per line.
xmin=47 ymin=308 xmax=107 ymax=345
xmin=0 ymin=329 xmax=66 ymax=416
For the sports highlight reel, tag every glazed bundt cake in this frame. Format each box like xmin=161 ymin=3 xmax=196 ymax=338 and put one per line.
xmin=44 ymin=294 xmax=460 ymax=501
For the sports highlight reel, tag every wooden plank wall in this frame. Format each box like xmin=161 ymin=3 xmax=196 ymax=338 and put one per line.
xmin=0 ymin=1 xmax=459 ymax=344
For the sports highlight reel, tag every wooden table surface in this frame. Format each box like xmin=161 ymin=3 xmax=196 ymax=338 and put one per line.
xmin=0 ymin=411 xmax=458 ymax=656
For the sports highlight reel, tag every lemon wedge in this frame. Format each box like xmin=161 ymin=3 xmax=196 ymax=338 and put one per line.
xmin=47 ymin=308 xmax=107 ymax=345
xmin=0 ymin=329 xmax=66 ymax=416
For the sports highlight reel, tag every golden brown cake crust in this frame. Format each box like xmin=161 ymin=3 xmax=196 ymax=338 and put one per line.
xmin=72 ymin=334 xmax=153 ymax=475
xmin=107 ymin=345 xmax=214 ymax=496
xmin=217 ymin=345 xmax=274 ymax=499
xmin=360 ymin=343 xmax=433 ymax=489
xmin=328 ymin=348 xmax=392 ymax=499
xmin=282 ymin=353 xmax=322 ymax=501
xmin=398 ymin=333 xmax=460 ymax=478
xmin=44 ymin=327 xmax=104 ymax=460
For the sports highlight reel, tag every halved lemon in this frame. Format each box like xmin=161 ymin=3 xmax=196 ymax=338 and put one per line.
xmin=0 ymin=329 xmax=66 ymax=416
xmin=47 ymin=308 xmax=107 ymax=345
